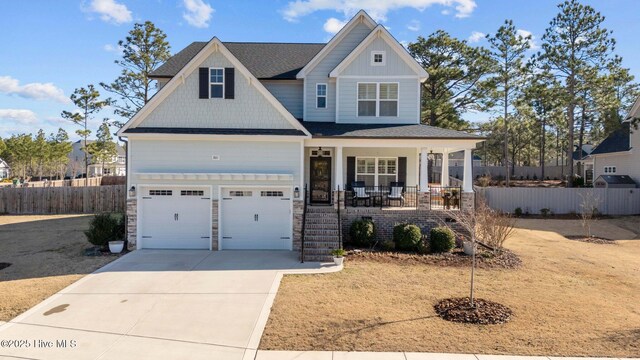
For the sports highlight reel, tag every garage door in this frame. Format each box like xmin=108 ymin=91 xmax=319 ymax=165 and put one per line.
xmin=220 ymin=188 xmax=291 ymax=250
xmin=139 ymin=187 xmax=211 ymax=249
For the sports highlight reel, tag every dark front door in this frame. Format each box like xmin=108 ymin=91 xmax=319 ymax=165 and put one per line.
xmin=310 ymin=157 xmax=332 ymax=204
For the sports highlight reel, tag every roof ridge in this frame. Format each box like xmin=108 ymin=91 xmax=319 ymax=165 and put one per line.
xmin=222 ymin=41 xmax=326 ymax=45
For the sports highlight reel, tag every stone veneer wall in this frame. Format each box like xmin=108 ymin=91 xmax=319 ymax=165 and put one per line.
xmin=211 ymin=200 xmax=219 ymax=250
xmin=461 ymin=192 xmax=475 ymax=213
xmin=292 ymin=199 xmax=303 ymax=251
xmin=126 ymin=199 xmax=137 ymax=250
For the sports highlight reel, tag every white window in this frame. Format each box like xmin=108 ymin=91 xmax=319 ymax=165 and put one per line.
xmin=371 ymin=51 xmax=386 ymax=66
xmin=604 ymin=166 xmax=616 ymax=174
xmin=356 ymin=157 xmax=397 ymax=186
xmin=209 ymin=68 xmax=224 ymax=98
xmin=316 ymin=83 xmax=327 ymax=108
xmin=357 ymin=83 xmax=398 ymax=117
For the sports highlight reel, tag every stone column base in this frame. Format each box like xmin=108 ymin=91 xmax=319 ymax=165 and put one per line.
xmin=417 ymin=191 xmax=430 ymax=211
xmin=126 ymin=198 xmax=137 ymax=250
xmin=211 ymin=200 xmax=219 ymax=250
xmin=461 ymin=192 xmax=475 ymax=213
xmin=293 ymin=199 xmax=304 ymax=251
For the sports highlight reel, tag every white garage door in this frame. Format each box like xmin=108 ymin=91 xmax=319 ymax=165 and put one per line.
xmin=139 ymin=187 xmax=211 ymax=249
xmin=221 ymin=188 xmax=292 ymax=250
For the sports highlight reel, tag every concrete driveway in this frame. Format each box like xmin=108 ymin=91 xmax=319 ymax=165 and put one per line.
xmin=0 ymin=250 xmax=340 ymax=360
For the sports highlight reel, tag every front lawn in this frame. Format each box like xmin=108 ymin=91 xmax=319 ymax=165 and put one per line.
xmin=260 ymin=218 xmax=640 ymax=357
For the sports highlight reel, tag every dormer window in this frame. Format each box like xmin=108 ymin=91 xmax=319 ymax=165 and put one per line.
xmin=371 ymin=51 xmax=385 ymax=66
xmin=209 ymin=68 xmax=224 ymax=98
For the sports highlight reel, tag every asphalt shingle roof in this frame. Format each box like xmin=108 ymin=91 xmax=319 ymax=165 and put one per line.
xmin=590 ymin=123 xmax=631 ymax=155
xmin=596 ymin=175 xmax=637 ymax=185
xmin=123 ymin=127 xmax=306 ymax=136
xmin=150 ymin=42 xmax=325 ymax=80
xmin=301 ymin=122 xmax=482 ymax=139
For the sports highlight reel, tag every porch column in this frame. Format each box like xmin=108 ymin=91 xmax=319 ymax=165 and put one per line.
xmin=441 ymin=151 xmax=450 ymax=187
xmin=419 ymin=148 xmax=429 ymax=191
xmin=463 ymin=148 xmax=473 ymax=192
xmin=335 ymin=146 xmax=343 ymax=190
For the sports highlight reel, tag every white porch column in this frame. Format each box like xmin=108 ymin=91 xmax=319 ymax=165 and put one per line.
xmin=335 ymin=146 xmax=343 ymax=190
xmin=441 ymin=151 xmax=450 ymax=187
xmin=419 ymin=148 xmax=429 ymax=191
xmin=463 ymin=148 xmax=473 ymax=192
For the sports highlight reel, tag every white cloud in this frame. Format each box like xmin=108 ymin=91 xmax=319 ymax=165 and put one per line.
xmin=0 ymin=109 xmax=38 ymax=124
xmin=87 ymin=0 xmax=132 ymax=24
xmin=103 ymin=43 xmax=124 ymax=53
xmin=182 ymin=0 xmax=214 ymax=28
xmin=468 ymin=31 xmax=485 ymax=43
xmin=0 ymin=76 xmax=69 ymax=103
xmin=281 ymin=0 xmax=477 ymax=22
xmin=441 ymin=9 xmax=450 ymax=15
xmin=516 ymin=29 xmax=540 ymax=50
xmin=323 ymin=17 xmax=347 ymax=34
xmin=407 ymin=20 xmax=420 ymax=32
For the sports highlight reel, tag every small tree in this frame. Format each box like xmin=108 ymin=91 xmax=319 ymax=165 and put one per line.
xmin=475 ymin=200 xmax=516 ymax=250
xmin=579 ymin=190 xmax=600 ymax=238
xmin=444 ymin=207 xmax=479 ymax=307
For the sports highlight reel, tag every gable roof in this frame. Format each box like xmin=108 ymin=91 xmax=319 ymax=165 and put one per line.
xmin=150 ymin=42 xmax=325 ymax=80
xmin=301 ymin=122 xmax=482 ymax=140
xmin=296 ymin=10 xmax=377 ymax=79
xmin=329 ymin=25 xmax=428 ymax=81
xmin=590 ymin=123 xmax=631 ymax=155
xmin=118 ymin=37 xmax=311 ymax=137
xmin=595 ymin=175 xmax=637 ymax=185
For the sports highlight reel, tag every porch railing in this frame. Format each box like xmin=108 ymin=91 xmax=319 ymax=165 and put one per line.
xmin=344 ymin=185 xmax=418 ymax=208
xmin=429 ymin=186 xmax=462 ymax=210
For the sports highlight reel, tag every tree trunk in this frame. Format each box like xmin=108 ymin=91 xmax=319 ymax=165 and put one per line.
xmin=541 ymin=117 xmax=546 ymax=180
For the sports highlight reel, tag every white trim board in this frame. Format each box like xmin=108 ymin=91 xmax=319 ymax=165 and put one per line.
xmin=117 ymin=37 xmax=311 ymax=137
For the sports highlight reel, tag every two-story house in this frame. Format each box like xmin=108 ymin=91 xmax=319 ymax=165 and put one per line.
xmin=67 ymin=140 xmax=126 ymax=178
xmin=117 ymin=10 xmax=483 ymax=260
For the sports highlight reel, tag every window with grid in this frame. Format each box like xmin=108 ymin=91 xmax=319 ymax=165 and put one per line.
xmin=181 ymin=190 xmax=204 ymax=196
xmin=229 ymin=191 xmax=252 ymax=197
xmin=209 ymin=68 xmax=224 ymax=98
xmin=316 ymin=83 xmax=327 ymax=108
xmin=260 ymin=191 xmax=284 ymax=197
xmin=357 ymin=83 xmax=398 ymax=117
xmin=149 ymin=190 xmax=172 ymax=196
xmin=379 ymin=83 xmax=398 ymax=116
xmin=356 ymin=157 xmax=397 ymax=186
xmin=357 ymin=83 xmax=377 ymax=116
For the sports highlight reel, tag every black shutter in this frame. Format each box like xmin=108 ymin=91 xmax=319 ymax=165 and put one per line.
xmin=346 ymin=157 xmax=355 ymax=190
xmin=398 ymin=157 xmax=407 ymax=185
xmin=224 ymin=67 xmax=235 ymax=99
xmin=198 ymin=68 xmax=209 ymax=99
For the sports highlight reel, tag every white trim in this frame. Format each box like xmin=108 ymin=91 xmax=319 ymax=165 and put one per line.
xmin=124 ymin=133 xmax=308 ymax=141
xmin=296 ymin=10 xmax=377 ymax=79
xmin=118 ymin=37 xmax=311 ymax=137
xmin=329 ymin=25 xmax=429 ymax=81
xmin=354 ymin=156 xmax=398 ymax=186
xmin=208 ymin=67 xmax=224 ymax=98
xmin=316 ymin=83 xmax=327 ymax=109
xmin=218 ymin=185 xmax=293 ymax=251
xmin=625 ymin=95 xmax=640 ymax=120
xmin=371 ymin=51 xmax=386 ymax=66
xmin=338 ymin=75 xmax=420 ymax=79
xmin=335 ymin=77 xmax=340 ymax=120
xmin=356 ymin=82 xmax=399 ymax=117
xmin=135 ymin=172 xmax=294 ymax=182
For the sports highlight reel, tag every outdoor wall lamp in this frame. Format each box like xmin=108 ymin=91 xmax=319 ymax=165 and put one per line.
xmin=294 ymin=187 xmax=300 ymax=198
xmin=128 ymin=186 xmax=136 ymax=198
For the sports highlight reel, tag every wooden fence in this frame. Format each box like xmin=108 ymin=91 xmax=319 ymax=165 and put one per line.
xmin=0 ymin=185 xmax=126 ymax=214
xmin=0 ymin=176 xmax=125 ymax=188
xmin=476 ymin=187 xmax=640 ymax=215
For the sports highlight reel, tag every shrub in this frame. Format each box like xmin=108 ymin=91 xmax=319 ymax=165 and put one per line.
xmin=533 ymin=174 xmax=538 ymax=181
xmin=349 ymin=219 xmax=375 ymax=247
xmin=429 ymin=227 xmax=455 ymax=253
xmin=477 ymin=175 xmax=491 ymax=187
xmin=84 ymin=213 xmax=125 ymax=248
xmin=514 ymin=207 xmax=523 ymax=217
xmin=380 ymin=240 xmax=396 ymax=251
xmin=573 ymin=176 xmax=585 ymax=188
xmin=540 ymin=208 xmax=551 ymax=217
xmin=393 ymin=223 xmax=422 ymax=251
xmin=331 ymin=248 xmax=346 ymax=257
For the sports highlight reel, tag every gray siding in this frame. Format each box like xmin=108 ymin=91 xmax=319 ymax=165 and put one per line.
xmin=139 ymin=51 xmax=296 ymax=130
xmin=262 ymin=80 xmax=303 ymax=119
xmin=341 ymin=37 xmax=416 ymax=76
xmin=304 ymin=22 xmax=373 ymax=122
xmin=337 ymin=77 xmax=420 ymax=124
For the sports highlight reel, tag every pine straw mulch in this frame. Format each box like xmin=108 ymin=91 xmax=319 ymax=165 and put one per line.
xmin=347 ymin=248 xmax=522 ymax=269
xmin=564 ymin=235 xmax=617 ymax=245
xmin=434 ymin=297 xmax=513 ymax=324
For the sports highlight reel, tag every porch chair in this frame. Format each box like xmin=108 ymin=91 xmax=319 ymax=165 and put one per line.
xmin=387 ymin=181 xmax=405 ymax=207
xmin=351 ymin=181 xmax=371 ymax=207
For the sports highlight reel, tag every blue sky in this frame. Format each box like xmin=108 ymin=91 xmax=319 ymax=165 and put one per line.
xmin=1 ymin=0 xmax=639 ymax=140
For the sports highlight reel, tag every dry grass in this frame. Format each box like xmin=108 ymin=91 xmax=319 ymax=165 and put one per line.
xmin=261 ymin=218 xmax=640 ymax=357
xmin=0 ymin=215 xmax=117 ymax=321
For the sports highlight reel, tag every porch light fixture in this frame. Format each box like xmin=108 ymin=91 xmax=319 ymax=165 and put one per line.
xmin=128 ymin=186 xmax=136 ymax=198
xmin=294 ymin=187 xmax=300 ymax=198
xmin=317 ymin=147 xmax=323 ymax=157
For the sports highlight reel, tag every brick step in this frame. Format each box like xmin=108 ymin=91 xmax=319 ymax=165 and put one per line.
xmin=304 ymin=229 xmax=339 ymax=236
xmin=304 ymin=234 xmax=340 ymax=241
xmin=305 ymin=212 xmax=338 ymax=218
xmin=302 ymin=248 xmax=336 ymax=256
xmin=305 ymin=219 xmax=339 ymax=226
xmin=303 ymin=223 xmax=340 ymax=230
xmin=303 ymin=254 xmax=334 ymax=262
xmin=306 ymin=207 xmax=336 ymax=213
xmin=301 ymin=241 xmax=341 ymax=249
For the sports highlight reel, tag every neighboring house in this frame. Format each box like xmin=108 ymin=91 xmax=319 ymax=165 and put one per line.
xmin=589 ymin=96 xmax=639 ymax=187
xmin=0 ymin=159 xmax=9 ymax=180
xmin=573 ymin=144 xmax=594 ymax=185
xmin=117 ymin=10 xmax=484 ymax=259
xmin=67 ymin=140 xmax=126 ymax=177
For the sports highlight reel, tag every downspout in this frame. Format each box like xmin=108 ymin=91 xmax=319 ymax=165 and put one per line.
xmin=119 ymin=136 xmax=129 ymax=249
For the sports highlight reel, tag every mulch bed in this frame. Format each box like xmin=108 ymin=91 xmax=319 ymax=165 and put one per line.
xmin=564 ymin=235 xmax=617 ymax=245
xmin=434 ymin=297 xmax=513 ymax=324
xmin=0 ymin=263 xmax=11 ymax=271
xmin=347 ymin=248 xmax=522 ymax=269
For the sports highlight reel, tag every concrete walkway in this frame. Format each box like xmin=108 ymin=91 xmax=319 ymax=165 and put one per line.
xmin=251 ymin=351 xmax=639 ymax=360
xmin=0 ymin=250 xmax=340 ymax=360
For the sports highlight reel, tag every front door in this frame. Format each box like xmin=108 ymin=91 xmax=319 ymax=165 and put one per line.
xmin=310 ymin=157 xmax=332 ymax=204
